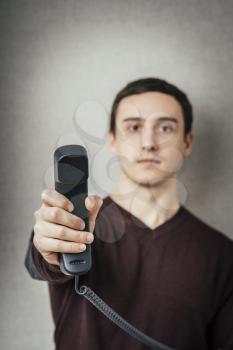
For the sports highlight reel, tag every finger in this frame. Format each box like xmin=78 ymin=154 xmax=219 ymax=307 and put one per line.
xmin=85 ymin=195 xmax=103 ymax=233
xmin=41 ymin=188 xmax=74 ymax=212
xmin=43 ymin=252 xmax=60 ymax=266
xmin=35 ymin=221 xmax=94 ymax=244
xmin=37 ymin=206 xmax=85 ymax=230
xmin=39 ymin=237 xmax=88 ymax=254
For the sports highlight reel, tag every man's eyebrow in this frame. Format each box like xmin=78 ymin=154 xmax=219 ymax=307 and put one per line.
xmin=122 ymin=116 xmax=178 ymax=123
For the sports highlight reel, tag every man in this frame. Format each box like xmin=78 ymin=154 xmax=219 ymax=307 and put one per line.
xmin=25 ymin=77 xmax=233 ymax=350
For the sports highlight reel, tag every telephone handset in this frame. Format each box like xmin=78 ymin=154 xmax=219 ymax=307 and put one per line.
xmin=54 ymin=145 xmax=176 ymax=350
xmin=54 ymin=145 xmax=91 ymax=276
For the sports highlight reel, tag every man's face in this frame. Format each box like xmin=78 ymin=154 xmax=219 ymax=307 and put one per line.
xmin=109 ymin=91 xmax=193 ymax=187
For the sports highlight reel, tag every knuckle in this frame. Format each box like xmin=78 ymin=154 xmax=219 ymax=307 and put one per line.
xmin=57 ymin=226 xmax=67 ymax=239
xmin=82 ymin=232 xmax=90 ymax=243
xmin=70 ymin=243 xmax=77 ymax=253
xmin=55 ymin=240 xmax=63 ymax=252
xmin=60 ymin=199 xmax=69 ymax=208
xmin=77 ymin=231 xmax=84 ymax=243
xmin=41 ymin=189 xmax=49 ymax=199
xmin=33 ymin=234 xmax=41 ymax=248
xmin=50 ymin=207 xmax=60 ymax=221
xmin=73 ymin=230 xmax=81 ymax=243
xmin=77 ymin=218 xmax=85 ymax=229
xmin=33 ymin=222 xmax=40 ymax=233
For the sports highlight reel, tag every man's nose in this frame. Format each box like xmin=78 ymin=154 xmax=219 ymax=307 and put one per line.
xmin=141 ymin=126 xmax=158 ymax=151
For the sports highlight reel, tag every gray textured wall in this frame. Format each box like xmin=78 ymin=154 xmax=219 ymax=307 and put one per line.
xmin=1 ymin=0 xmax=233 ymax=349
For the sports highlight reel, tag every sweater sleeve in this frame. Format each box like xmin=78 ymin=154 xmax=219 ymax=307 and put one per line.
xmin=24 ymin=230 xmax=74 ymax=284
xmin=207 ymin=239 xmax=233 ymax=350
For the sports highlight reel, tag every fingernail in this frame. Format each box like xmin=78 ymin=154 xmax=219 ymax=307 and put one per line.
xmin=87 ymin=233 xmax=93 ymax=243
xmin=68 ymin=203 xmax=74 ymax=212
xmin=80 ymin=244 xmax=86 ymax=250
xmin=89 ymin=198 xmax=96 ymax=209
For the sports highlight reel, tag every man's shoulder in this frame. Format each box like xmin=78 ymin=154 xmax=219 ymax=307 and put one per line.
xmin=182 ymin=205 xmax=233 ymax=252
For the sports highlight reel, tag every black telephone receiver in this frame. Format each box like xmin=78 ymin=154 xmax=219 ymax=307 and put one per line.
xmin=54 ymin=144 xmax=92 ymax=276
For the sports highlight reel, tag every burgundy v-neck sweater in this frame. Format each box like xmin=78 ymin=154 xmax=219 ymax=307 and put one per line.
xmin=25 ymin=196 xmax=233 ymax=350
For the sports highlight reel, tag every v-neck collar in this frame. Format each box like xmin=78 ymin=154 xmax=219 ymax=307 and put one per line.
xmin=105 ymin=195 xmax=187 ymax=240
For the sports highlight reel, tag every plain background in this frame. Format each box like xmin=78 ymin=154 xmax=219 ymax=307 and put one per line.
xmin=0 ymin=0 xmax=233 ymax=349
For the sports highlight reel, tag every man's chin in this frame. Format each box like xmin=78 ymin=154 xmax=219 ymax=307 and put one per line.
xmin=130 ymin=174 xmax=166 ymax=188
xmin=121 ymin=164 xmax=175 ymax=187
xmin=131 ymin=171 xmax=177 ymax=188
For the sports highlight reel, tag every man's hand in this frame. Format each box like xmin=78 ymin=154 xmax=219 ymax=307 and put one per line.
xmin=33 ymin=189 xmax=103 ymax=266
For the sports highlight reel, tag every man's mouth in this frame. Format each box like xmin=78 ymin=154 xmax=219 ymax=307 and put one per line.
xmin=137 ymin=158 xmax=161 ymax=164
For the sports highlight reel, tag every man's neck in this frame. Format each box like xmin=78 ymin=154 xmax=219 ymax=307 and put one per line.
xmin=110 ymin=173 xmax=181 ymax=230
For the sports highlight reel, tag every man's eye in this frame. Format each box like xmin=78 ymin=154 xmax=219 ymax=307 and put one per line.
xmin=159 ymin=125 xmax=174 ymax=133
xmin=128 ymin=124 xmax=141 ymax=132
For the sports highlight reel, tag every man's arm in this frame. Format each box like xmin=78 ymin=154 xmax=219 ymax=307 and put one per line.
xmin=210 ymin=289 xmax=233 ymax=350
xmin=24 ymin=230 xmax=44 ymax=280
xmin=206 ymin=241 xmax=233 ymax=350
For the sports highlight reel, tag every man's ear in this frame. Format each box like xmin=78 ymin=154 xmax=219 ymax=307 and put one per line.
xmin=108 ymin=132 xmax=117 ymax=153
xmin=183 ymin=131 xmax=194 ymax=157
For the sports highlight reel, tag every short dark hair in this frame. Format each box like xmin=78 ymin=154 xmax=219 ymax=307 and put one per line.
xmin=109 ymin=77 xmax=193 ymax=138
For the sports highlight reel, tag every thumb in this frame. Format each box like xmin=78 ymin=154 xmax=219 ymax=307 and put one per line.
xmin=85 ymin=195 xmax=103 ymax=233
